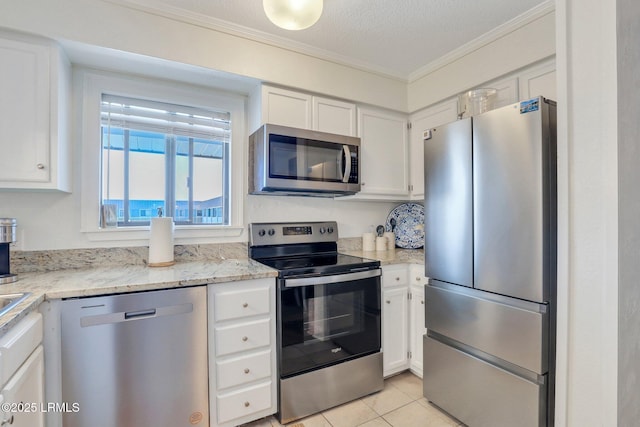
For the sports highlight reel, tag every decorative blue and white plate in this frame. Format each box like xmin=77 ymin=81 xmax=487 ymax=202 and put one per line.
xmin=385 ymin=203 xmax=425 ymax=249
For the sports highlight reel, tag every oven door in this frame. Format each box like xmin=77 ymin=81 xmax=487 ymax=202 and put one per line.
xmin=278 ymin=269 xmax=381 ymax=378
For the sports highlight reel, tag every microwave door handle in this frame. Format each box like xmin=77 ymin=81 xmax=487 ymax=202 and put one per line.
xmin=342 ymin=145 xmax=351 ymax=183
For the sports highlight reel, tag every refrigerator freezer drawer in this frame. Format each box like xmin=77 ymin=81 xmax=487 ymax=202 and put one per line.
xmin=426 ymin=281 xmax=548 ymax=374
xmin=423 ymin=335 xmax=546 ymax=427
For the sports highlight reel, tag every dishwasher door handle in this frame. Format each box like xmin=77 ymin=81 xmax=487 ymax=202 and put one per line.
xmin=80 ymin=303 xmax=193 ymax=328
xmin=125 ymin=308 xmax=157 ymax=320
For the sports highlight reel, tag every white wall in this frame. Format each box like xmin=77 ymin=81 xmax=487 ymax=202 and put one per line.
xmin=407 ymin=7 xmax=555 ymax=112
xmin=554 ymin=0 xmax=618 ymax=425
xmin=0 ymin=0 xmax=407 ymax=111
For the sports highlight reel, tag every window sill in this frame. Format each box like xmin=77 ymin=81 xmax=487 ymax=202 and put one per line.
xmin=83 ymin=225 xmax=245 ymax=243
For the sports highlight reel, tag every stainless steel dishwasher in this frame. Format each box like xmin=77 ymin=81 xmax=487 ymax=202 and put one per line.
xmin=60 ymin=286 xmax=209 ymax=427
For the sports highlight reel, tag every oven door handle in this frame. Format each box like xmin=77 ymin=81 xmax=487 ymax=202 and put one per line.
xmin=283 ymin=268 xmax=381 ymax=287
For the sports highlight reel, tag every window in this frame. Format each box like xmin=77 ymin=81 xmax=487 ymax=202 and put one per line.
xmin=79 ymin=69 xmax=245 ymax=242
xmin=100 ymin=95 xmax=231 ymax=226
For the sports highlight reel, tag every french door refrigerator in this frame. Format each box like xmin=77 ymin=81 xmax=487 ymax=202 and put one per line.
xmin=423 ymin=97 xmax=556 ymax=427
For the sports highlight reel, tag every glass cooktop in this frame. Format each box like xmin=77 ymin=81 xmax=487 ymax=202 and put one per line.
xmin=255 ymin=253 xmax=380 ymax=278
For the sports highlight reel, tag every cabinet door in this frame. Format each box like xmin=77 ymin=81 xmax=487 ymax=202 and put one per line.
xmin=261 ymin=86 xmax=312 ymax=129
xmin=0 ymin=37 xmax=51 ymax=185
xmin=0 ymin=346 xmax=45 ymax=427
xmin=382 ymin=287 xmax=409 ymax=376
xmin=312 ymin=96 xmax=357 ymax=136
xmin=409 ymin=99 xmax=458 ymax=199
xmin=519 ymin=59 xmax=556 ymax=101
xmin=409 ymin=284 xmax=426 ymax=377
xmin=357 ymin=107 xmax=409 ymax=198
xmin=0 ymin=32 xmax=70 ymax=192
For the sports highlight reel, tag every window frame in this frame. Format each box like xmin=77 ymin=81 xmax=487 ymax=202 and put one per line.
xmin=79 ymin=69 xmax=245 ymax=243
xmin=100 ymin=96 xmax=231 ymax=227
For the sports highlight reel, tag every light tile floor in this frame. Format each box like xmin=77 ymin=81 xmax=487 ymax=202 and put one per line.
xmin=242 ymin=371 xmax=462 ymax=427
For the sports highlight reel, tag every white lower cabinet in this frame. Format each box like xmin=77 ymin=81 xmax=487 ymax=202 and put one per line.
xmin=208 ymin=279 xmax=277 ymax=427
xmin=0 ymin=312 xmax=45 ymax=427
xmin=381 ymin=265 xmax=409 ymax=377
xmin=382 ymin=286 xmax=409 ymax=377
xmin=409 ymin=265 xmax=428 ymax=377
xmin=382 ymin=264 xmax=427 ymax=378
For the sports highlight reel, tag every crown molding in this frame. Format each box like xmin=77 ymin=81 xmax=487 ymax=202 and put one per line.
xmin=407 ymin=1 xmax=556 ymax=83
xmin=104 ymin=0 xmax=555 ymax=83
xmin=103 ymin=0 xmax=408 ymax=81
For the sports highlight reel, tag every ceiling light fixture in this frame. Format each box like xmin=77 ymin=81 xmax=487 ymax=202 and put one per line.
xmin=263 ymin=0 xmax=323 ymax=31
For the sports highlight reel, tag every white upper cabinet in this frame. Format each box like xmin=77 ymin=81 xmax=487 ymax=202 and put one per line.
xmin=251 ymin=85 xmax=356 ymax=136
xmin=356 ymin=107 xmax=409 ymax=199
xmin=259 ymin=85 xmax=312 ymax=130
xmin=409 ymin=99 xmax=458 ymax=200
xmin=0 ymin=31 xmax=70 ymax=192
xmin=312 ymin=96 xmax=357 ymax=136
xmin=518 ymin=59 xmax=557 ymax=101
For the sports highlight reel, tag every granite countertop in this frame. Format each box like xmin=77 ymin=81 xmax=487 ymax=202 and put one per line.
xmin=0 ymin=258 xmax=277 ymax=336
xmin=0 ymin=247 xmax=424 ymax=337
xmin=342 ymin=248 xmax=424 ymax=265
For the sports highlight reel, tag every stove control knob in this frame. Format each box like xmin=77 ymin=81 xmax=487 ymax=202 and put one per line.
xmin=268 ymin=228 xmax=276 ymax=236
xmin=327 ymin=226 xmax=334 ymax=234
xmin=319 ymin=227 xmax=326 ymax=234
xmin=258 ymin=229 xmax=266 ymax=237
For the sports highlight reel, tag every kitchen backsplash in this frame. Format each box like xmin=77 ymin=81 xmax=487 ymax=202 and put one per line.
xmin=10 ymin=242 xmax=248 ymax=273
xmin=11 ymin=238 xmax=366 ymax=273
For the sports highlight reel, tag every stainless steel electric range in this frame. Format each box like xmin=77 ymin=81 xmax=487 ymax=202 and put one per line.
xmin=249 ymin=221 xmax=383 ymax=424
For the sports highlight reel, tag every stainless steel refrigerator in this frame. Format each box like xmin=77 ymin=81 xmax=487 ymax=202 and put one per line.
xmin=422 ymin=97 xmax=556 ymax=427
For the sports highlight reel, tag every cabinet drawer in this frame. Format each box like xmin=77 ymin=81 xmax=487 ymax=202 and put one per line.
xmin=426 ymin=282 xmax=548 ymax=374
xmin=423 ymin=335 xmax=545 ymax=427
xmin=381 ymin=266 xmax=408 ymax=288
xmin=216 ymin=381 xmax=272 ymax=424
xmin=0 ymin=312 xmax=42 ymax=388
xmin=214 ymin=286 xmax=270 ymax=322
xmin=215 ymin=319 xmax=271 ymax=356
xmin=409 ymin=265 xmax=428 ymax=286
xmin=216 ymin=350 xmax=271 ymax=390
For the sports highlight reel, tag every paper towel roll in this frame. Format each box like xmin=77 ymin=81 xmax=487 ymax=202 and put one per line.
xmin=362 ymin=232 xmax=376 ymax=251
xmin=383 ymin=232 xmax=396 ymax=250
xmin=376 ymin=236 xmax=387 ymax=252
xmin=149 ymin=217 xmax=175 ymax=267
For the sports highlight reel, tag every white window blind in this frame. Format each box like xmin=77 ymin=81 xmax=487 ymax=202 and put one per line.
xmin=101 ymin=94 xmax=231 ymax=140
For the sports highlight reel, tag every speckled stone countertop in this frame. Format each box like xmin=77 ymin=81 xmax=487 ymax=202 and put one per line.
xmin=0 ymin=244 xmax=423 ymax=337
xmin=341 ymin=248 xmax=424 ymax=265
xmin=0 ymin=258 xmax=277 ymax=337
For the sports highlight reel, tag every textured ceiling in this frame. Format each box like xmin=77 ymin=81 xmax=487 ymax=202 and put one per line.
xmin=118 ymin=0 xmax=548 ymax=79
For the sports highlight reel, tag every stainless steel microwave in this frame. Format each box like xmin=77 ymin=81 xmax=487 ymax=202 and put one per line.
xmin=249 ymin=124 xmax=361 ymax=197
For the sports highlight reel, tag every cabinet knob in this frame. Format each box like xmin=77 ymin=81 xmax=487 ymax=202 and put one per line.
xmin=416 ymin=277 xmax=421 ymax=281
xmin=242 ymin=336 xmax=248 ymax=342
xmin=244 ymin=368 xmax=250 ymax=374
xmin=244 ymin=401 xmax=250 ymax=408
xmin=37 ymin=163 xmax=45 ymax=170
xmin=386 ymin=300 xmax=391 ymax=304
xmin=395 ymin=277 xmax=400 ymax=281
xmin=242 ymin=302 xmax=248 ymax=308
xmin=421 ymin=300 xmax=424 ymax=305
